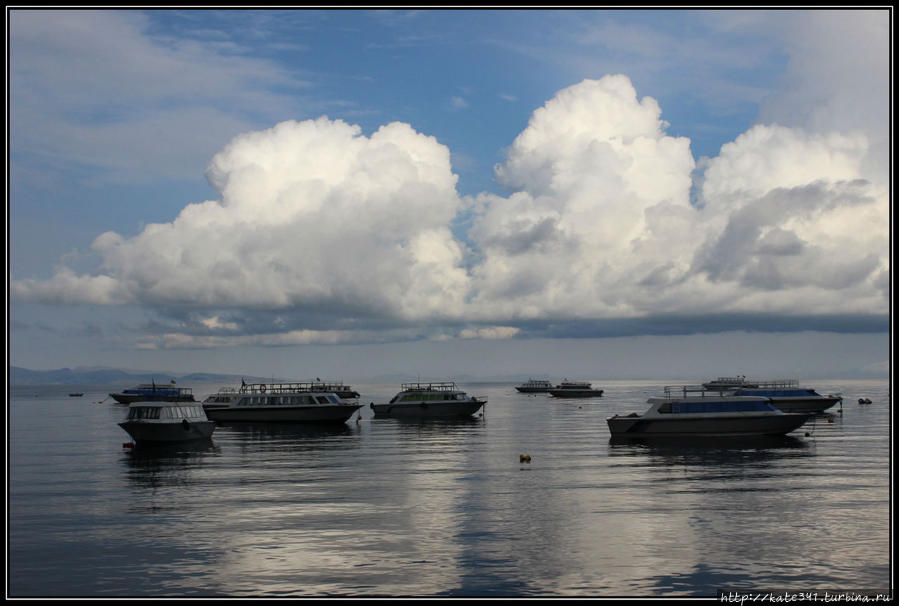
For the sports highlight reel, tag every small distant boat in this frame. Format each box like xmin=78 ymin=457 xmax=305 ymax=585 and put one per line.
xmin=202 ymin=381 xmax=362 ymax=424
xmin=68 ymin=392 xmax=84 ymax=397
xmin=701 ymin=376 xmax=759 ymax=390
xmin=548 ymin=380 xmax=604 ymax=398
xmin=118 ymin=401 xmax=215 ymax=444
xmin=515 ymin=379 xmax=554 ymax=393
xmin=607 ymin=385 xmax=811 ymax=437
xmin=371 ymin=382 xmax=486 ymax=419
xmin=729 ymin=380 xmax=842 ymax=414
xmin=109 ymin=381 xmax=196 ymax=404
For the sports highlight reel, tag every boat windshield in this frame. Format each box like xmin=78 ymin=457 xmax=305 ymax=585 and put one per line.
xmin=127 ymin=405 xmax=205 ymax=419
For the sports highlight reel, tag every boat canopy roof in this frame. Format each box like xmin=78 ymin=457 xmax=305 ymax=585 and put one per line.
xmin=239 ymin=381 xmax=349 ymax=395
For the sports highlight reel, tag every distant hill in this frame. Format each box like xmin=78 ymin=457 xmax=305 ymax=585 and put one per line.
xmin=8 ymin=366 xmax=262 ymax=386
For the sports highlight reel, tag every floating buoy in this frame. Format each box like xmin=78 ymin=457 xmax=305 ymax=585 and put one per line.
xmin=520 ymin=454 xmax=531 ymax=463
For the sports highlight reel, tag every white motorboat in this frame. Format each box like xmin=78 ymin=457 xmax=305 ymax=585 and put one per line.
xmin=370 ymin=382 xmax=486 ymax=419
xmin=607 ymin=385 xmax=811 ymax=437
xmin=548 ymin=380 xmax=604 ymax=398
xmin=701 ymin=376 xmax=758 ymax=390
xmin=515 ymin=379 xmax=554 ymax=393
xmin=202 ymin=381 xmax=362 ymax=424
xmin=118 ymin=401 xmax=215 ymax=444
xmin=728 ymin=380 xmax=842 ymax=414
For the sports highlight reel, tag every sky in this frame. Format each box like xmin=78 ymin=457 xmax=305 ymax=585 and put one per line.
xmin=7 ymin=8 xmax=892 ymax=381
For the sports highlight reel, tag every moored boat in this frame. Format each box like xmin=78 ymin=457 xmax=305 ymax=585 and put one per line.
xmin=202 ymin=381 xmax=362 ymax=424
xmin=370 ymin=382 xmax=486 ymax=419
xmin=515 ymin=379 xmax=554 ymax=393
xmin=118 ymin=401 xmax=215 ymax=444
xmin=548 ymin=380 xmax=604 ymax=398
xmin=701 ymin=376 xmax=758 ymax=390
xmin=110 ymin=381 xmax=196 ymax=404
xmin=607 ymin=385 xmax=811 ymax=437
xmin=729 ymin=380 xmax=842 ymax=414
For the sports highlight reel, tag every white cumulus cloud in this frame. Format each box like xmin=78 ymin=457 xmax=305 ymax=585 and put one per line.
xmin=12 ymin=70 xmax=889 ymax=345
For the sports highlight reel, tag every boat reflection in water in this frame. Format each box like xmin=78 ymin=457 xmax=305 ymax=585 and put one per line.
xmin=607 ymin=385 xmax=811 ymax=439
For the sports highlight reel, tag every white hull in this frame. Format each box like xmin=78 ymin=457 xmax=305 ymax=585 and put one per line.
xmin=204 ymin=404 xmax=361 ymax=424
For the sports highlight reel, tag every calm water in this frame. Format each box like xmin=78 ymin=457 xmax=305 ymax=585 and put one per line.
xmin=8 ymin=379 xmax=891 ymax=597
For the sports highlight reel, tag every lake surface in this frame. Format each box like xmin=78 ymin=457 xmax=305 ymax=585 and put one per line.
xmin=7 ymin=379 xmax=891 ymax=597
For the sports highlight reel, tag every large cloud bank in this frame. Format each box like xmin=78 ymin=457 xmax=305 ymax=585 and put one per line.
xmin=12 ymin=74 xmax=889 ymax=346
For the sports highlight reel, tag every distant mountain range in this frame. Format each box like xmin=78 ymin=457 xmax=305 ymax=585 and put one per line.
xmin=8 ymin=366 xmax=541 ymax=386
xmin=8 ymin=366 xmax=263 ymax=386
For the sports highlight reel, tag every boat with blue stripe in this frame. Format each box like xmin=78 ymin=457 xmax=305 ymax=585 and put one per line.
xmin=110 ymin=381 xmax=195 ymax=404
xmin=725 ymin=380 xmax=842 ymax=414
xmin=607 ymin=385 xmax=811 ymax=437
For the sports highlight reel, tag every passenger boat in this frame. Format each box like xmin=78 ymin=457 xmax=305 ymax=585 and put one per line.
xmin=701 ymin=376 xmax=758 ymax=390
xmin=607 ymin=385 xmax=811 ymax=437
xmin=109 ymin=381 xmax=196 ymax=404
xmin=305 ymin=380 xmax=360 ymax=400
xmin=728 ymin=380 xmax=842 ymax=414
xmin=370 ymin=382 xmax=486 ymax=419
xmin=548 ymin=380 xmax=604 ymax=398
xmin=515 ymin=379 xmax=554 ymax=393
xmin=202 ymin=381 xmax=362 ymax=424
xmin=118 ymin=401 xmax=215 ymax=444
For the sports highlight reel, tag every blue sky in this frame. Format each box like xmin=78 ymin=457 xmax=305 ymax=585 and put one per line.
xmin=8 ymin=9 xmax=891 ymax=380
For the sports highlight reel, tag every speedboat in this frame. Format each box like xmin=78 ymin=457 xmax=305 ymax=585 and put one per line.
xmin=548 ymin=380 xmax=604 ymax=398
xmin=607 ymin=385 xmax=811 ymax=437
xmin=701 ymin=376 xmax=758 ymax=390
xmin=728 ymin=380 xmax=842 ymax=414
xmin=515 ymin=379 xmax=554 ymax=393
xmin=118 ymin=401 xmax=215 ymax=444
xmin=202 ymin=381 xmax=362 ymax=424
xmin=110 ymin=381 xmax=196 ymax=404
xmin=370 ymin=382 xmax=486 ymax=419
xmin=68 ymin=392 xmax=84 ymax=397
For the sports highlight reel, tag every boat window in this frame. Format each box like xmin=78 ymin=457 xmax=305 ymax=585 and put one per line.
xmin=316 ymin=396 xmax=329 ymax=404
xmin=669 ymin=401 xmax=775 ymax=414
xmin=128 ymin=407 xmax=160 ymax=420
xmin=327 ymin=396 xmax=339 ymax=403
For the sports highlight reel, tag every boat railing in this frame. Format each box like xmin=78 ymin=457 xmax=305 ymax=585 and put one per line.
xmin=400 ymin=381 xmax=458 ymax=392
xmin=239 ymin=381 xmax=342 ymax=395
xmin=746 ymin=379 xmax=800 ymax=389
xmin=664 ymin=385 xmax=732 ymax=398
